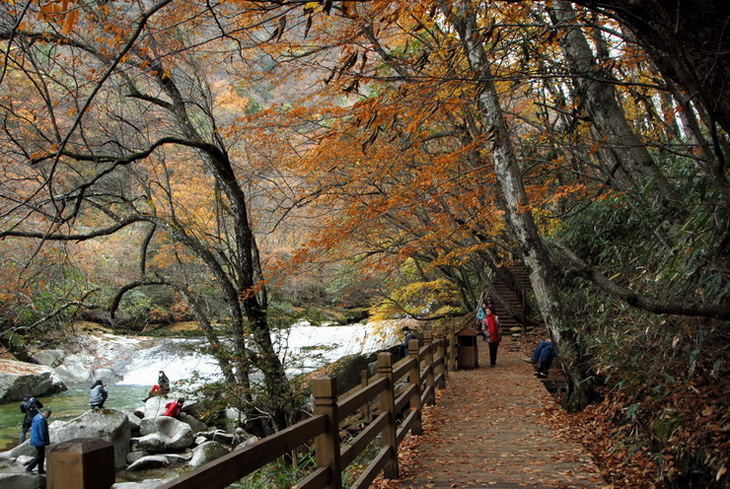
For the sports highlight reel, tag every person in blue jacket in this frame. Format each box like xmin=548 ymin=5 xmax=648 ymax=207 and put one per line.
xmin=25 ymin=409 xmax=52 ymax=475
xmin=524 ymin=338 xmax=556 ymax=379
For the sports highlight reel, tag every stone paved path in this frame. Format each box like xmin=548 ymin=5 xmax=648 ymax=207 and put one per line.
xmin=383 ymin=340 xmax=606 ymax=489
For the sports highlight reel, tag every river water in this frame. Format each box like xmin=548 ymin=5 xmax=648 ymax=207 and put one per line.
xmin=0 ymin=320 xmax=403 ymax=451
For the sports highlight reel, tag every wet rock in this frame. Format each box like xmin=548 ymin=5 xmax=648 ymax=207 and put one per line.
xmin=0 ymin=472 xmax=39 ymax=489
xmin=126 ymin=454 xmax=169 ymax=471
xmin=178 ymin=412 xmax=207 ymax=434
xmin=189 ymin=441 xmax=229 ymax=467
xmin=126 ymin=450 xmax=148 ymax=464
xmin=136 ymin=417 xmax=193 ymax=453
xmin=126 ymin=453 xmax=189 ymax=471
xmin=112 ymin=480 xmax=174 ymax=489
xmin=0 ymin=359 xmax=67 ymax=403
xmin=50 ymin=409 xmax=131 ymax=469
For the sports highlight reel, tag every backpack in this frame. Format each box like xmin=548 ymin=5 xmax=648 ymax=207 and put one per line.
xmin=20 ymin=398 xmax=40 ymax=418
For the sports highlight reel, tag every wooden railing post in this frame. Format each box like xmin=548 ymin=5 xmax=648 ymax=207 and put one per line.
xmin=377 ymin=352 xmax=399 ymax=479
xmin=407 ymin=338 xmax=422 ymax=435
xmin=359 ymin=369 xmax=370 ymax=420
xmin=435 ymin=328 xmax=447 ymax=388
xmin=447 ymin=323 xmax=456 ymax=372
xmin=313 ymin=376 xmax=342 ymax=489
xmin=424 ymin=329 xmax=436 ymax=406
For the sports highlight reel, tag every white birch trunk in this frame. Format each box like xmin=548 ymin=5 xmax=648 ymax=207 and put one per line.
xmin=445 ymin=0 xmax=595 ymax=409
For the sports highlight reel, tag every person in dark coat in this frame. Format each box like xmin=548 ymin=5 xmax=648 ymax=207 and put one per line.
xmin=25 ymin=409 xmax=52 ymax=474
xmin=19 ymin=395 xmax=43 ymax=443
xmin=158 ymin=370 xmax=170 ymax=395
xmin=142 ymin=370 xmax=171 ymax=402
xmin=89 ymin=380 xmax=108 ymax=408
xmin=399 ymin=326 xmax=416 ymax=357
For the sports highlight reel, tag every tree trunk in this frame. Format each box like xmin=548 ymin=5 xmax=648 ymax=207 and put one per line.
xmin=569 ymin=0 xmax=730 ymax=135
xmin=548 ymin=0 xmax=680 ymax=204
xmin=445 ymin=0 xmax=596 ymax=410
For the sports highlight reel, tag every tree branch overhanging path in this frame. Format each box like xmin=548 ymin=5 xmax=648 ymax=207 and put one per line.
xmin=0 ymin=0 xmax=728 ymax=432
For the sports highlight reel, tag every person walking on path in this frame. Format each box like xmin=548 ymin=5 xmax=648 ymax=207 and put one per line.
xmin=25 ymin=409 xmax=52 ymax=474
xmin=89 ymin=380 xmax=108 ymax=408
xmin=19 ymin=395 xmax=43 ymax=443
xmin=377 ymin=347 xmax=605 ymax=489
xmin=482 ymin=306 xmax=501 ymax=366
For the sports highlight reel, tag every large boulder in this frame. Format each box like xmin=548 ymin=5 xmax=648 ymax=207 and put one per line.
xmin=0 ymin=359 xmax=67 ymax=403
xmin=136 ymin=417 xmax=194 ymax=453
xmin=189 ymin=441 xmax=229 ymax=467
xmin=126 ymin=453 xmax=190 ymax=471
xmin=39 ymin=409 xmax=130 ymax=469
xmin=121 ymin=410 xmax=142 ymax=433
xmin=0 ymin=472 xmax=38 ymax=489
xmin=33 ymin=349 xmax=66 ymax=368
xmin=178 ymin=412 xmax=207 ymax=434
xmin=93 ymin=367 xmax=117 ymax=384
xmin=141 ymin=395 xmax=179 ymax=418
xmin=52 ymin=354 xmax=93 ymax=386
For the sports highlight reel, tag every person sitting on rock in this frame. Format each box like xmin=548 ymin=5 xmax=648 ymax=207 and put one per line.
xmin=399 ymin=326 xmax=416 ymax=357
xmin=158 ymin=370 xmax=171 ymax=395
xmin=524 ymin=337 xmax=556 ymax=379
xmin=163 ymin=398 xmax=185 ymax=418
xmin=142 ymin=370 xmax=171 ymax=401
xmin=89 ymin=380 xmax=108 ymax=409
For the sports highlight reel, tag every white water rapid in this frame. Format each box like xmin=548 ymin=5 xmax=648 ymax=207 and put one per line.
xmin=82 ymin=319 xmax=405 ymax=386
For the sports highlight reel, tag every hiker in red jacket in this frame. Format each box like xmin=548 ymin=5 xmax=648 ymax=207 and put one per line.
xmin=163 ymin=398 xmax=184 ymax=418
xmin=481 ymin=306 xmax=501 ymax=367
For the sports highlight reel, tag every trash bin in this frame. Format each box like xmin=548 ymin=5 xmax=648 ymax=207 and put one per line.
xmin=47 ymin=438 xmax=115 ymax=489
xmin=456 ymin=327 xmax=479 ymax=369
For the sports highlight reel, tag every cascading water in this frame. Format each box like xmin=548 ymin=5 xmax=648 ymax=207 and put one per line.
xmin=0 ymin=319 xmax=408 ymax=450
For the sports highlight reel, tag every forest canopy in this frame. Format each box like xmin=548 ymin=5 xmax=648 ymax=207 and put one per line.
xmin=1 ymin=0 xmax=728 ymax=485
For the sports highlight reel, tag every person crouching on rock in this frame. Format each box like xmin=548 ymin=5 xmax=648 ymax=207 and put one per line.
xmin=163 ymin=398 xmax=185 ymax=418
xmin=89 ymin=380 xmax=108 ymax=409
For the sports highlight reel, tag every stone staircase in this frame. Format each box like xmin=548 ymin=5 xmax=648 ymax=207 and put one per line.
xmin=491 ymin=265 xmax=531 ymax=332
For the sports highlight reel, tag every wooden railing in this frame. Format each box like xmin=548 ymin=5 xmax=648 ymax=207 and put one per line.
xmin=155 ymin=325 xmax=455 ymax=489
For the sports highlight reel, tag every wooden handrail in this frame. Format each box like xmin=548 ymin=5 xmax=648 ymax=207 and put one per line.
xmin=155 ymin=325 xmax=456 ymax=489
xmin=156 ymin=414 xmax=328 ymax=489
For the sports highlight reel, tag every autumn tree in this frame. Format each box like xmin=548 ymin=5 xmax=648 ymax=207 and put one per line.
xmin=2 ymin=0 xmax=728 ymax=427
xmin=0 ymin=0 xmax=301 ymax=436
xmin=235 ymin=0 xmax=729 ymax=411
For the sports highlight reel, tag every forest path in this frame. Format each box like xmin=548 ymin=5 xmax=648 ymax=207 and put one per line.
xmin=374 ymin=339 xmax=606 ymax=489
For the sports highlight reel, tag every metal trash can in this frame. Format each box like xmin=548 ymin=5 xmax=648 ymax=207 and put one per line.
xmin=456 ymin=327 xmax=479 ymax=369
xmin=48 ymin=438 xmax=115 ymax=489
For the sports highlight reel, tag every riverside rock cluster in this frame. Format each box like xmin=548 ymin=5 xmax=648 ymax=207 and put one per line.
xmin=0 ymin=349 xmax=255 ymax=488
xmin=0 ymin=393 xmax=255 ymax=488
